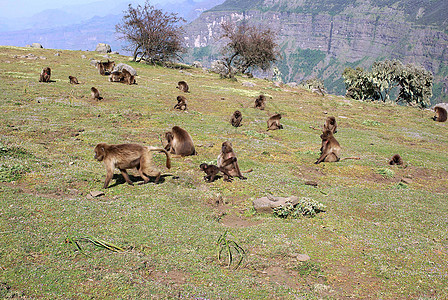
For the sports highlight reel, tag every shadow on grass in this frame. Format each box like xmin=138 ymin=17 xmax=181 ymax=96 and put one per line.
xmin=108 ymin=174 xmax=172 ymax=188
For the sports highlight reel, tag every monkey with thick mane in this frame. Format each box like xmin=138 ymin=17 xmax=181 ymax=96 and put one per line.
xmin=217 ymin=141 xmax=251 ymax=182
xmin=254 ymin=95 xmax=266 ymax=110
xmin=96 ymin=60 xmax=115 ymax=75
xmin=164 ymin=126 xmax=196 ymax=156
xmin=177 ymin=81 xmax=189 ymax=93
xmin=174 ymin=96 xmax=187 ymax=110
xmin=122 ymin=68 xmax=136 ymax=85
xmin=433 ymin=104 xmax=448 ymax=122
xmin=94 ymin=143 xmax=171 ymax=188
xmin=39 ymin=67 xmax=51 ymax=82
xmin=91 ymin=87 xmax=102 ymax=101
xmin=267 ymin=114 xmax=283 ymax=131
xmin=230 ymin=110 xmax=243 ymax=127
xmin=69 ymin=76 xmax=79 ymax=84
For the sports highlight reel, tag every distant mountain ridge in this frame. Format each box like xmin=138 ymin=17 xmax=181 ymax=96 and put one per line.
xmin=183 ymin=0 xmax=448 ymax=103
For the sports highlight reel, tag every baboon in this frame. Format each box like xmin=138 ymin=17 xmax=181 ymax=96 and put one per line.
xmin=94 ymin=143 xmax=171 ymax=188
xmin=254 ymin=95 xmax=266 ymax=110
xmin=267 ymin=114 xmax=283 ymax=131
xmin=122 ymin=68 xmax=136 ymax=85
xmin=177 ymin=81 xmax=189 ymax=92
xmin=315 ymin=130 xmax=341 ymax=164
xmin=164 ymin=126 xmax=196 ymax=156
xmin=389 ymin=154 xmax=404 ymax=165
xmin=97 ymin=62 xmax=106 ymax=75
xmin=174 ymin=96 xmax=187 ymax=110
xmin=91 ymin=87 xmax=102 ymax=100
xmin=39 ymin=67 xmax=51 ymax=82
xmin=433 ymin=104 xmax=448 ymax=122
xmin=69 ymin=76 xmax=79 ymax=84
xmin=217 ymin=141 xmax=249 ymax=182
xmin=323 ymin=116 xmax=337 ymax=134
xmin=109 ymin=71 xmax=124 ymax=82
xmin=199 ymin=163 xmax=233 ymax=183
xmin=102 ymin=60 xmax=115 ymax=72
xmin=230 ymin=110 xmax=243 ymax=127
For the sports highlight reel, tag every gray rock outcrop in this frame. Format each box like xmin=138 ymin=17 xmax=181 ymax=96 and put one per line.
xmin=112 ymin=63 xmax=137 ymax=76
xmin=95 ymin=43 xmax=111 ymax=53
xmin=252 ymin=196 xmax=300 ymax=214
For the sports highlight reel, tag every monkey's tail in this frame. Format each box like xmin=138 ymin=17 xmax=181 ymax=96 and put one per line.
xmin=148 ymin=147 xmax=171 ymax=169
xmin=242 ymin=169 xmax=253 ymax=173
xmin=340 ymin=157 xmax=360 ymax=161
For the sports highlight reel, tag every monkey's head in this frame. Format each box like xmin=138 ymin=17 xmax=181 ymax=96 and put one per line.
xmin=165 ymin=131 xmax=174 ymax=143
xmin=273 ymin=113 xmax=282 ymax=119
xmin=177 ymin=96 xmax=186 ymax=103
xmin=320 ymin=130 xmax=333 ymax=141
xmin=221 ymin=141 xmax=233 ymax=154
xmin=94 ymin=143 xmax=107 ymax=161
xmin=199 ymin=163 xmax=208 ymax=171
xmin=234 ymin=110 xmax=241 ymax=118
xmin=327 ymin=116 xmax=336 ymax=125
xmin=434 ymin=107 xmax=447 ymax=122
xmin=91 ymin=87 xmax=96 ymax=92
xmin=389 ymin=154 xmax=403 ymax=165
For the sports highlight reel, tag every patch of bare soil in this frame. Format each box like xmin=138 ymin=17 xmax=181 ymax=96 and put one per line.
xmin=220 ymin=213 xmax=262 ymax=228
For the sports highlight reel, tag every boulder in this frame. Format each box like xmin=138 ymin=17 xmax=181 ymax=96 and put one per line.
xmin=252 ymin=196 xmax=300 ymax=213
xmin=242 ymin=81 xmax=256 ymax=87
xmin=95 ymin=43 xmax=111 ymax=53
xmin=31 ymin=43 xmax=43 ymax=48
xmin=192 ymin=61 xmax=203 ymax=68
xmin=113 ymin=63 xmax=137 ymax=76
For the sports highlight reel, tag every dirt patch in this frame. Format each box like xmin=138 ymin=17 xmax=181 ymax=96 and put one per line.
xmin=220 ymin=213 xmax=262 ymax=228
xmin=150 ymin=270 xmax=188 ymax=285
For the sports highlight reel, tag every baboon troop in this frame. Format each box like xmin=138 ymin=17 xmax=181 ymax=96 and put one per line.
xmin=267 ymin=114 xmax=283 ymax=131
xmin=315 ymin=130 xmax=341 ymax=164
xmin=69 ymin=76 xmax=79 ymax=84
xmin=164 ymin=126 xmax=196 ymax=156
xmin=91 ymin=87 xmax=102 ymax=101
xmin=177 ymin=81 xmax=189 ymax=92
xmin=94 ymin=143 xmax=171 ymax=188
xmin=230 ymin=110 xmax=243 ymax=127
xmin=324 ymin=116 xmax=337 ymax=134
xmin=174 ymin=96 xmax=187 ymax=110
xmin=39 ymin=67 xmax=51 ymax=82
xmin=254 ymin=95 xmax=266 ymax=110
xmin=389 ymin=154 xmax=404 ymax=165
xmin=217 ymin=141 xmax=247 ymax=182
xmin=433 ymin=103 xmax=448 ymax=122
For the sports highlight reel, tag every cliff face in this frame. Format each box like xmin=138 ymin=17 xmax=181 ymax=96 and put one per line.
xmin=184 ymin=0 xmax=448 ymax=103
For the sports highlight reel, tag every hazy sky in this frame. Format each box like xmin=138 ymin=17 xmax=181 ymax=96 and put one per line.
xmin=0 ymin=0 xmax=201 ymax=18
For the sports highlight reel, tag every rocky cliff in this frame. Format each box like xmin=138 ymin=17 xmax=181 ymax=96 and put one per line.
xmin=183 ymin=0 xmax=448 ymax=103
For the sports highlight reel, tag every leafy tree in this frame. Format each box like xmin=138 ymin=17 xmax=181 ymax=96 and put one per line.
xmin=220 ymin=21 xmax=279 ymax=78
xmin=343 ymin=60 xmax=433 ymax=107
xmin=116 ymin=1 xmax=185 ymax=64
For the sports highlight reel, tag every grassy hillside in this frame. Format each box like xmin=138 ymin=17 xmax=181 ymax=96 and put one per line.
xmin=0 ymin=46 xmax=447 ymax=299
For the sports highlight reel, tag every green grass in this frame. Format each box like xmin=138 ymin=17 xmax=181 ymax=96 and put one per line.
xmin=0 ymin=46 xmax=447 ymax=299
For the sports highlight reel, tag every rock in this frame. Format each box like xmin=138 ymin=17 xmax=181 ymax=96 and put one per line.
xmin=89 ymin=191 xmax=105 ymax=198
xmin=39 ymin=56 xmax=46 ymax=60
xmin=54 ymin=53 xmax=60 ymax=56
xmin=31 ymin=43 xmax=43 ymax=48
xmin=113 ymin=63 xmax=137 ymax=76
xmin=400 ymin=178 xmax=412 ymax=184
xmin=252 ymin=196 xmax=300 ymax=213
xmin=192 ymin=61 xmax=203 ymax=68
xmin=242 ymin=81 xmax=256 ymax=87
xmin=273 ymin=81 xmax=281 ymax=87
xmin=103 ymin=54 xmax=111 ymax=59
xmin=305 ymin=180 xmax=318 ymax=187
xmin=286 ymin=82 xmax=298 ymax=87
xmin=296 ymin=254 xmax=311 ymax=261
xmin=90 ymin=59 xmax=99 ymax=66
xmin=81 ymin=55 xmax=87 ymax=59
xmin=95 ymin=43 xmax=111 ymax=53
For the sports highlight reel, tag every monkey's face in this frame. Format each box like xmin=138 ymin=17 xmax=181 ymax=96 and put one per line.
xmin=165 ymin=132 xmax=173 ymax=143
xmin=221 ymin=142 xmax=233 ymax=154
xmin=199 ymin=163 xmax=208 ymax=171
xmin=94 ymin=144 xmax=105 ymax=161
xmin=234 ymin=111 xmax=241 ymax=118
xmin=320 ymin=130 xmax=332 ymax=140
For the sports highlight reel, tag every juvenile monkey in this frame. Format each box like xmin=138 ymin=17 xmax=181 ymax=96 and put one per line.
xmin=199 ymin=163 xmax=233 ymax=183
xmin=177 ymin=81 xmax=189 ymax=92
xmin=174 ymin=96 xmax=187 ymax=110
xmin=109 ymin=71 xmax=124 ymax=82
xmin=267 ymin=114 xmax=283 ymax=131
xmin=254 ymin=95 xmax=266 ymax=110
xmin=315 ymin=130 xmax=341 ymax=164
xmin=323 ymin=116 xmax=337 ymax=134
xmin=389 ymin=154 xmax=404 ymax=165
xmin=164 ymin=126 xmax=196 ymax=156
xmin=230 ymin=110 xmax=243 ymax=127
xmin=39 ymin=67 xmax=51 ymax=82
xmin=94 ymin=143 xmax=171 ymax=188
xmin=217 ymin=141 xmax=249 ymax=182
xmin=91 ymin=87 xmax=102 ymax=100
xmin=69 ymin=76 xmax=79 ymax=84
xmin=122 ymin=68 xmax=136 ymax=85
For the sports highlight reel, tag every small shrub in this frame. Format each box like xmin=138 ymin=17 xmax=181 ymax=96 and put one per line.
xmin=273 ymin=197 xmax=326 ymax=218
xmin=0 ymin=164 xmax=28 ymax=182
xmin=362 ymin=120 xmax=382 ymax=126
xmin=376 ymin=168 xmax=395 ymax=178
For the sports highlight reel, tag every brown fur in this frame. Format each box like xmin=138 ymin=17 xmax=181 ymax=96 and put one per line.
xmin=199 ymin=163 xmax=233 ymax=183
xmin=94 ymin=143 xmax=171 ymax=188
xmin=217 ymin=141 xmax=247 ymax=182
xmin=97 ymin=62 xmax=106 ymax=75
xmin=433 ymin=106 xmax=447 ymax=122
xmin=96 ymin=60 xmax=115 ymax=75
xmin=174 ymin=96 xmax=187 ymax=110
xmin=91 ymin=87 xmax=102 ymax=100
xmin=315 ymin=130 xmax=341 ymax=164
xmin=39 ymin=67 xmax=51 ymax=82
xmin=324 ymin=116 xmax=337 ymax=134
xmin=254 ymin=95 xmax=266 ymax=110
xmin=177 ymin=81 xmax=189 ymax=92
xmin=389 ymin=154 xmax=404 ymax=165
xmin=164 ymin=126 xmax=196 ymax=156
xmin=230 ymin=110 xmax=243 ymax=127
xmin=109 ymin=71 xmax=124 ymax=82
xmin=69 ymin=76 xmax=79 ymax=84
xmin=267 ymin=114 xmax=283 ymax=131
xmin=122 ymin=68 xmax=136 ymax=85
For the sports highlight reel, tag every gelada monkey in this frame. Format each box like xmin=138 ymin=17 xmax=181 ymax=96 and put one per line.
xmin=316 ymin=130 xmax=359 ymax=164
xmin=217 ymin=141 xmax=251 ymax=182
xmin=94 ymin=143 xmax=171 ymax=188
xmin=91 ymin=87 xmax=102 ymax=100
xmin=199 ymin=163 xmax=233 ymax=183
xmin=230 ymin=110 xmax=242 ymax=127
xmin=39 ymin=67 xmax=51 ymax=82
xmin=69 ymin=76 xmax=79 ymax=84
xmin=389 ymin=154 xmax=404 ymax=165
xmin=323 ymin=116 xmax=337 ymax=134
xmin=177 ymin=81 xmax=189 ymax=92
xmin=254 ymin=95 xmax=266 ymax=110
xmin=174 ymin=96 xmax=187 ymax=110
xmin=164 ymin=126 xmax=196 ymax=156
xmin=267 ymin=114 xmax=283 ymax=131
